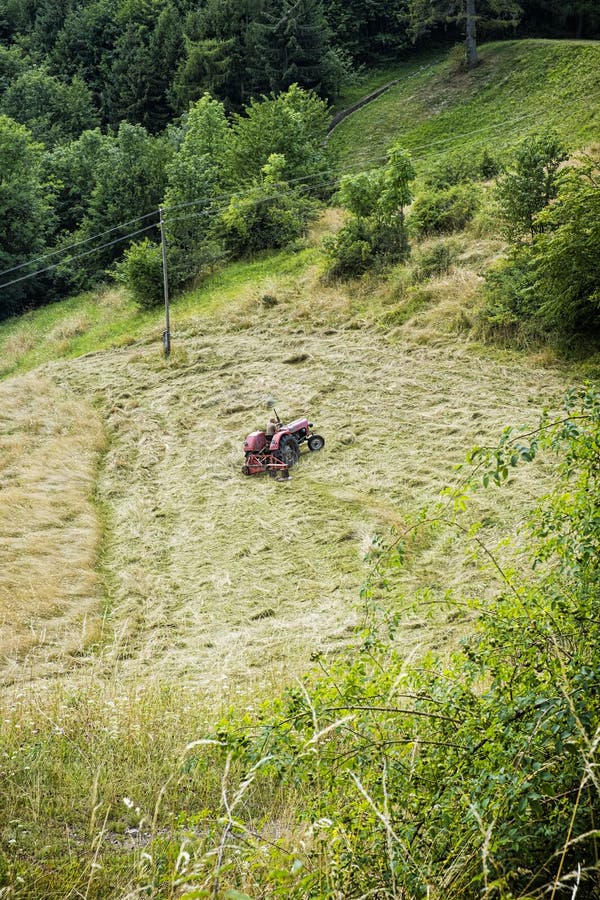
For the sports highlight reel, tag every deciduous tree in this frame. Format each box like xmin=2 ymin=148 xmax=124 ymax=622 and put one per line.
xmin=0 ymin=115 xmax=54 ymax=317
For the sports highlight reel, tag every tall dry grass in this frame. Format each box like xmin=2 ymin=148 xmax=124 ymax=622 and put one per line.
xmin=0 ymin=374 xmax=106 ymax=685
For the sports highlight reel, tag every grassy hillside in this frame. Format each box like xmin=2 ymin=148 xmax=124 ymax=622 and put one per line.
xmin=330 ymin=40 xmax=600 ymax=174
xmin=0 ymin=38 xmax=598 ymax=897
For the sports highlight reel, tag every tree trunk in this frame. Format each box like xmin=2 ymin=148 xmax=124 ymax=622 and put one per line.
xmin=465 ymin=0 xmax=479 ymax=69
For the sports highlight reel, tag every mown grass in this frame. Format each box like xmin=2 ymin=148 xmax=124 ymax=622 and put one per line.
xmin=0 ymin=38 xmax=597 ymax=897
xmin=329 ymin=40 xmax=600 ymax=174
xmin=331 ymin=46 xmax=447 ymax=111
xmin=0 ymin=247 xmax=319 ymax=379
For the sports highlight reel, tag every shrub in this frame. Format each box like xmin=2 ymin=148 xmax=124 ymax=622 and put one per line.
xmin=325 ymin=142 xmax=415 ymax=279
xmin=323 ymin=217 xmax=375 ymax=279
xmin=496 ymin=129 xmax=567 ymax=240
xmin=410 ymin=183 xmax=479 ymax=237
xmin=481 ymin=157 xmax=600 ymax=340
xmin=116 ymin=239 xmax=163 ymax=309
xmin=411 ymin=239 xmax=458 ymax=282
xmin=425 ymin=148 xmax=501 ymax=189
xmin=220 ymin=153 xmax=317 ymax=257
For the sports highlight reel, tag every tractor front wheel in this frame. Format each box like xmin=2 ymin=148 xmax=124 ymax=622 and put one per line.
xmin=308 ymin=434 xmax=325 ymax=452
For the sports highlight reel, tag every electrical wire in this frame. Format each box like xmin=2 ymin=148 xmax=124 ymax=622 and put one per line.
xmin=1 ymin=92 xmax=596 ymax=291
xmin=0 ymin=222 xmax=158 ymax=290
xmin=0 ymin=209 xmax=160 ymax=279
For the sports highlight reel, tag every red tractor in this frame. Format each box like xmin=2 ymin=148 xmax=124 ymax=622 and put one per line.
xmin=242 ymin=410 xmax=324 ymax=477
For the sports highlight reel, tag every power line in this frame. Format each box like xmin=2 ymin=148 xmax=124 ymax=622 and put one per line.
xmin=2 ymin=95 xmax=595 ymax=291
xmin=0 ymin=223 xmax=158 ymax=290
xmin=0 ymin=209 xmax=160 ymax=280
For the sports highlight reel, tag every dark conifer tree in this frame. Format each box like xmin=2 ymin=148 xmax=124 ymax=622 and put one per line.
xmin=257 ymin=0 xmax=334 ymax=95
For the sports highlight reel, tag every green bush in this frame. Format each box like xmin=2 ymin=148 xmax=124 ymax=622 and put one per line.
xmin=424 ymin=148 xmax=500 ymax=190
xmin=220 ymin=154 xmax=317 ymax=257
xmin=325 ymin=142 xmax=415 ymax=279
xmin=411 ymin=238 xmax=458 ymax=282
xmin=410 ymin=183 xmax=479 ymax=237
xmin=481 ymin=157 xmax=600 ymax=340
xmin=116 ymin=239 xmax=163 ymax=309
xmin=323 ymin=217 xmax=375 ymax=279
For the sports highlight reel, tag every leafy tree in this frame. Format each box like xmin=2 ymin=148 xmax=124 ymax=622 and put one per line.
xmin=51 ymin=0 xmax=120 ymax=120
xmin=0 ymin=115 xmax=54 ymax=318
xmin=30 ymin=0 xmax=78 ymax=55
xmin=162 ymin=94 xmax=231 ymax=288
xmin=256 ymin=0 xmax=338 ymax=96
xmin=115 ymin=237 xmax=164 ymax=309
xmin=322 ymin=0 xmax=410 ymax=61
xmin=496 ymin=128 xmax=567 ymax=240
xmin=220 ymin=152 xmax=317 ymax=256
xmin=173 ymin=0 xmax=268 ymax=110
xmin=106 ymin=2 xmax=184 ymax=131
xmin=69 ymin=122 xmax=171 ymax=286
xmin=326 ymin=142 xmax=416 ymax=277
xmin=227 ymin=83 xmax=331 ymax=188
xmin=483 ymin=155 xmax=600 ymax=337
xmin=42 ymin=128 xmax=110 ymax=235
xmin=0 ymin=0 xmax=36 ymax=42
xmin=531 ymin=158 xmax=600 ymax=329
xmin=0 ymin=45 xmax=27 ymax=97
xmin=172 ymin=36 xmax=234 ymax=111
xmin=0 ymin=69 xmax=98 ymax=146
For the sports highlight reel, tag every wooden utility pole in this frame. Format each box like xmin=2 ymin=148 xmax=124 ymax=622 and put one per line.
xmin=159 ymin=206 xmax=171 ymax=357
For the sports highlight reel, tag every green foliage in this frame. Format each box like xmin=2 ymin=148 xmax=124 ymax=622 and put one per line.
xmin=172 ymin=0 xmax=267 ymax=110
xmin=115 ymin=237 xmax=163 ymax=309
xmin=257 ymin=0 xmax=338 ymax=98
xmin=532 ymin=159 xmax=600 ymax=329
xmin=323 ymin=215 xmax=375 ymax=278
xmin=409 ymin=0 xmax=523 ymax=46
xmin=0 ymin=69 xmax=99 ymax=147
xmin=425 ymin=147 xmax=502 ymax=189
xmin=0 ymin=114 xmax=55 ymax=318
xmin=496 ymin=128 xmax=568 ymax=240
xmin=326 ymin=142 xmax=415 ymax=278
xmin=42 ymin=128 xmax=110 ymax=234
xmin=162 ymin=94 xmax=230 ymax=288
xmin=227 ymin=83 xmax=331 ymax=188
xmin=483 ymin=155 xmax=600 ymax=339
xmin=322 ymin=0 xmax=410 ymax=61
xmin=411 ymin=238 xmax=458 ymax=281
xmin=82 ymin=122 xmax=173 ymax=258
xmin=220 ymin=153 xmax=317 ymax=257
xmin=410 ymin=182 xmax=480 ymax=237
xmin=184 ymin=387 xmax=600 ymax=898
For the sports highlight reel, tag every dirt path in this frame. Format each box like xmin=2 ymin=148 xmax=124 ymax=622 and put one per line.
xmin=19 ymin=322 xmax=563 ymax=699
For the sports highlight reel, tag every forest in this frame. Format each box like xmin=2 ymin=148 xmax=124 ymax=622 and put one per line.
xmin=0 ymin=0 xmax=598 ymax=320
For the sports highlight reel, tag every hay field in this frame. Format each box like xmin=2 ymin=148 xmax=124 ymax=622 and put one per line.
xmin=0 ymin=293 xmax=563 ymax=697
xmin=0 ymin=374 xmax=106 ymax=684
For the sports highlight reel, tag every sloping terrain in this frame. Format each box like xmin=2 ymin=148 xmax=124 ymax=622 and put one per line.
xmin=330 ymin=40 xmax=600 ymax=173
xmin=0 ymin=374 xmax=105 ymax=683
xmin=1 ymin=302 xmax=568 ymax=697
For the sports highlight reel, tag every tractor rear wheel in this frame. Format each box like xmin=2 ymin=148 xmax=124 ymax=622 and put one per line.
xmin=278 ymin=434 xmax=299 ymax=467
xmin=307 ymin=434 xmax=324 ymax=452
